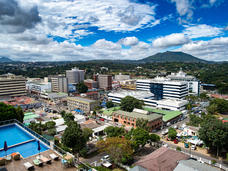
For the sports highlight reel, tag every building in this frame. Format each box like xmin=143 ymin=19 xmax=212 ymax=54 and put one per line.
xmin=136 ymin=77 xmax=188 ymax=100
xmin=174 ymin=159 xmax=221 ymax=171
xmin=73 ymin=91 xmax=100 ymax=100
xmin=26 ymin=79 xmax=51 ymax=94
xmin=114 ymin=73 xmax=130 ymax=81
xmin=112 ymin=109 xmax=163 ymax=131
xmin=108 ymin=90 xmax=187 ymax=111
xmin=67 ymin=96 xmax=99 ymax=113
xmin=0 ymin=73 xmax=26 ymax=97
xmin=84 ymin=79 xmax=98 ymax=89
xmin=133 ymin=147 xmax=189 ymax=171
xmin=51 ymin=76 xmax=68 ymax=93
xmin=66 ymin=68 xmax=84 ymax=84
xmin=95 ymin=74 xmax=112 ymax=90
xmin=167 ymin=69 xmax=200 ymax=95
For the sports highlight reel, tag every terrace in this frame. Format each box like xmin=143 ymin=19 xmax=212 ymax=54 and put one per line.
xmin=0 ymin=119 xmax=78 ymax=171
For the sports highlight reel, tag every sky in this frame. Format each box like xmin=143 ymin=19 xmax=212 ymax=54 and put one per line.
xmin=0 ymin=0 xmax=228 ymax=62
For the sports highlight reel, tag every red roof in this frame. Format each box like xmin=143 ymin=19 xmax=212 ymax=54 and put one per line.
xmin=134 ymin=147 xmax=189 ymax=171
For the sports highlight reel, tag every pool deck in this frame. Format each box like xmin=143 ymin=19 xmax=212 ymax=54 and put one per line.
xmin=0 ymin=150 xmax=77 ymax=171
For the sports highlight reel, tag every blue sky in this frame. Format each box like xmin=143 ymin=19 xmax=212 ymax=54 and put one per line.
xmin=0 ymin=0 xmax=228 ymax=61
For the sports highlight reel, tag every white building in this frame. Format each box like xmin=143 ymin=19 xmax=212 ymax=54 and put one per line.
xmin=26 ymin=79 xmax=51 ymax=94
xmin=108 ymin=90 xmax=187 ymax=111
xmin=114 ymin=73 xmax=130 ymax=81
xmin=167 ymin=69 xmax=200 ymax=95
xmin=66 ymin=68 xmax=84 ymax=85
xmin=136 ymin=77 xmax=188 ymax=100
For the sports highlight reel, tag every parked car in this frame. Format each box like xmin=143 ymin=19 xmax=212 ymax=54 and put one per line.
xmin=184 ymin=143 xmax=189 ymax=148
xmin=191 ymin=145 xmax=196 ymax=150
xmin=101 ymin=155 xmax=110 ymax=162
xmin=174 ymin=139 xmax=178 ymax=144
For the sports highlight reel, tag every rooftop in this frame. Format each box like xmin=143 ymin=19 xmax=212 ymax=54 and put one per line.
xmin=143 ymin=107 xmax=182 ymax=122
xmin=108 ymin=90 xmax=154 ymax=100
xmin=113 ymin=110 xmax=162 ymax=121
xmin=134 ymin=147 xmax=189 ymax=171
xmin=67 ymin=96 xmax=97 ymax=103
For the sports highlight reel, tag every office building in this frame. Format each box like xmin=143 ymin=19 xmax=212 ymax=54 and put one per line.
xmin=108 ymin=90 xmax=187 ymax=111
xmin=112 ymin=109 xmax=162 ymax=131
xmin=96 ymin=74 xmax=112 ymax=90
xmin=51 ymin=76 xmax=68 ymax=93
xmin=26 ymin=79 xmax=51 ymax=94
xmin=66 ymin=68 xmax=84 ymax=84
xmin=67 ymin=96 xmax=99 ymax=113
xmin=0 ymin=74 xmax=26 ymax=97
xmin=136 ymin=77 xmax=188 ymax=100
xmin=84 ymin=79 xmax=98 ymax=89
xmin=114 ymin=73 xmax=130 ymax=81
xmin=167 ymin=69 xmax=200 ymax=95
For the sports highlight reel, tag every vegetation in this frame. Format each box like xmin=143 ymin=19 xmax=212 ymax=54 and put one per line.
xmin=188 ymin=114 xmax=202 ymax=127
xmin=63 ymin=113 xmax=75 ymax=125
xmin=199 ymin=118 xmax=228 ymax=157
xmin=82 ymin=128 xmax=93 ymax=141
xmin=168 ymin=127 xmax=177 ymax=140
xmin=136 ymin=118 xmax=149 ymax=131
xmin=120 ymin=96 xmax=144 ymax=112
xmin=28 ymin=121 xmax=57 ymax=136
xmin=62 ymin=121 xmax=86 ymax=153
xmin=97 ymin=137 xmax=133 ymax=164
xmin=106 ymin=101 xmax=114 ymax=108
xmin=76 ymin=82 xmax=88 ymax=93
xmin=208 ymin=98 xmax=228 ymax=114
xmin=0 ymin=103 xmax=24 ymax=122
xmin=104 ymin=126 xmax=125 ymax=137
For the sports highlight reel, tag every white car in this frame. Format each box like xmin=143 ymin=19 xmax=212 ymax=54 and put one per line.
xmin=191 ymin=145 xmax=196 ymax=150
xmin=101 ymin=155 xmax=110 ymax=161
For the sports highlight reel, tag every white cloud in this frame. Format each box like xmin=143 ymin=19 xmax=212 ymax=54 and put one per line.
xmin=183 ymin=24 xmax=223 ymax=38
xmin=178 ymin=37 xmax=228 ymax=61
xmin=210 ymin=0 xmax=217 ymax=5
xmin=152 ymin=33 xmax=190 ymax=48
xmin=119 ymin=37 xmax=139 ymax=46
xmin=170 ymin=0 xmax=193 ymax=20
xmin=93 ymin=39 xmax=121 ymax=50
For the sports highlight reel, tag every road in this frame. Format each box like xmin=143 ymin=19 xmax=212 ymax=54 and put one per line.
xmin=80 ymin=152 xmax=107 ymax=165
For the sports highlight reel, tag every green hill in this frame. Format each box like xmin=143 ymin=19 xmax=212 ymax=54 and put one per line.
xmin=138 ymin=51 xmax=209 ymax=63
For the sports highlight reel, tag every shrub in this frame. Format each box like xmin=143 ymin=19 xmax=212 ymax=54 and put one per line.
xmin=176 ymin=147 xmax=181 ymax=151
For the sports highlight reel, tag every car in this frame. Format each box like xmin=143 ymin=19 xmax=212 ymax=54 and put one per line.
xmin=191 ymin=145 xmax=196 ymax=150
xmin=174 ymin=139 xmax=178 ymax=144
xmin=101 ymin=155 xmax=110 ymax=161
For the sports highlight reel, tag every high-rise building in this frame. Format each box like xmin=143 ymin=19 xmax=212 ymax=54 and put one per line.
xmin=114 ymin=73 xmax=130 ymax=81
xmin=51 ymin=76 xmax=68 ymax=93
xmin=0 ymin=74 xmax=26 ymax=97
xmin=97 ymin=74 xmax=112 ymax=90
xmin=66 ymin=68 xmax=84 ymax=84
xmin=136 ymin=77 xmax=188 ymax=100
xmin=166 ymin=69 xmax=200 ymax=95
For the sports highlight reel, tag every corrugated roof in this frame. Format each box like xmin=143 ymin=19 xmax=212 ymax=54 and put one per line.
xmin=174 ymin=159 xmax=221 ymax=171
xmin=113 ymin=110 xmax=162 ymax=121
xmin=143 ymin=107 xmax=182 ymax=122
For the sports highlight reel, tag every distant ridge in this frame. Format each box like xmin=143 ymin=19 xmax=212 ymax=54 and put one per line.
xmin=138 ymin=51 xmax=209 ymax=63
xmin=0 ymin=57 xmax=13 ymax=63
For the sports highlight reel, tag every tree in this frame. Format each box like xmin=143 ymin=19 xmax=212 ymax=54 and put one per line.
xmin=82 ymin=128 xmax=93 ymax=141
xmin=28 ymin=122 xmax=43 ymax=135
xmin=76 ymin=82 xmax=88 ymax=93
xmin=104 ymin=126 xmax=125 ymax=137
xmin=106 ymin=101 xmax=114 ymax=108
xmin=208 ymin=98 xmax=228 ymax=114
xmin=149 ymin=134 xmax=160 ymax=143
xmin=120 ymin=96 xmax=144 ymax=112
xmin=199 ymin=118 xmax=228 ymax=157
xmin=188 ymin=114 xmax=202 ymax=127
xmin=125 ymin=128 xmax=150 ymax=151
xmin=199 ymin=92 xmax=209 ymax=101
xmin=0 ymin=103 xmax=24 ymax=122
xmin=97 ymin=137 xmax=133 ymax=164
xmin=44 ymin=121 xmax=56 ymax=130
xmin=168 ymin=127 xmax=177 ymax=140
xmin=62 ymin=121 xmax=86 ymax=153
xmin=63 ymin=113 xmax=75 ymax=125
xmin=136 ymin=118 xmax=149 ymax=131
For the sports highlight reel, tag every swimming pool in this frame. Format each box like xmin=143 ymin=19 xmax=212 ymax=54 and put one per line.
xmin=0 ymin=123 xmax=49 ymax=158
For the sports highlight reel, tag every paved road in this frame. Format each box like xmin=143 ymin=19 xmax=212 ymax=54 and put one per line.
xmin=80 ymin=152 xmax=107 ymax=165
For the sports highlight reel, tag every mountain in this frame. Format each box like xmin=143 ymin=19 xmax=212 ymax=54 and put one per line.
xmin=0 ymin=57 xmax=13 ymax=63
xmin=138 ymin=51 xmax=209 ymax=63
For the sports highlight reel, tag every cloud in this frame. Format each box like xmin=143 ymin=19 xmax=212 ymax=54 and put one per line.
xmin=119 ymin=37 xmax=139 ymax=46
xmin=170 ymin=0 xmax=193 ymax=20
xmin=0 ymin=0 xmax=41 ymax=33
xmin=93 ymin=39 xmax=121 ymax=50
xmin=152 ymin=33 xmax=190 ymax=48
xmin=178 ymin=37 xmax=228 ymax=61
xmin=183 ymin=24 xmax=223 ymax=38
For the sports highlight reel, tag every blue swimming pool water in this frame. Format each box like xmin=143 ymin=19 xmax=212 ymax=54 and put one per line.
xmin=0 ymin=124 xmax=49 ymax=158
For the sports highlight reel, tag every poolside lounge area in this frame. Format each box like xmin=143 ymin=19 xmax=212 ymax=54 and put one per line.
xmin=0 ymin=150 xmax=76 ymax=171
